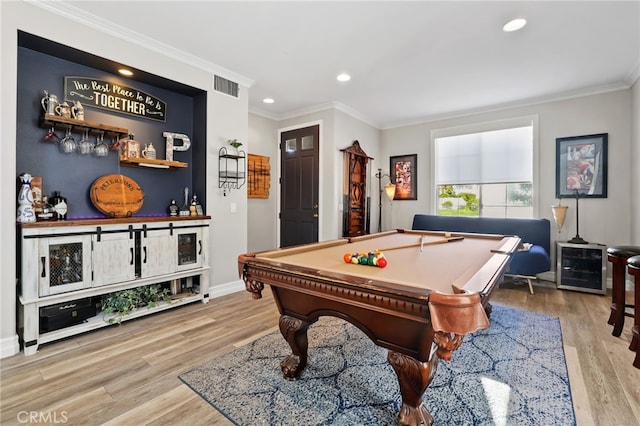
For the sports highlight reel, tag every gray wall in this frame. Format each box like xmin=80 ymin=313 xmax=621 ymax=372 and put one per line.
xmin=632 ymin=80 xmax=640 ymax=244
xmin=247 ymin=114 xmax=278 ymax=252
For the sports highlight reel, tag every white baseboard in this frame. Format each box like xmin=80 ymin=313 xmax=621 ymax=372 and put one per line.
xmin=208 ymin=280 xmax=245 ymax=299
xmin=0 ymin=334 xmax=20 ymax=359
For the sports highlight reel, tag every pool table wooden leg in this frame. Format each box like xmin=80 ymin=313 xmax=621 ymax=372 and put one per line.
xmin=278 ymin=315 xmax=311 ymax=378
xmin=387 ymin=351 xmax=438 ymax=426
xmin=485 ymin=303 xmax=493 ymax=319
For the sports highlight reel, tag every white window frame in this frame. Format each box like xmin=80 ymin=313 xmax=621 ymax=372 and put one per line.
xmin=430 ymin=115 xmax=540 ymax=217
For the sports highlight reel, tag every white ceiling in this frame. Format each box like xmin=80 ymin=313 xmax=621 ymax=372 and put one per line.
xmin=57 ymin=1 xmax=640 ymax=129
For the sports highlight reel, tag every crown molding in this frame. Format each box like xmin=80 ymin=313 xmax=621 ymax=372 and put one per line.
xmin=263 ymin=101 xmax=379 ymax=129
xmin=251 ymin=80 xmax=632 ymax=130
xmin=248 ymin=105 xmax=280 ymax=121
xmin=381 ymin=81 xmax=632 ymax=130
xmin=26 ymin=0 xmax=254 ymax=88
xmin=626 ymin=59 xmax=640 ymax=87
xmin=332 ymin=102 xmax=380 ymax=129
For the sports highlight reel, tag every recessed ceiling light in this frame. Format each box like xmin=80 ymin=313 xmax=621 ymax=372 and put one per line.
xmin=336 ymin=73 xmax=351 ymax=82
xmin=503 ymin=18 xmax=527 ymax=32
xmin=263 ymin=98 xmax=274 ymax=104
xmin=118 ymin=68 xmax=133 ymax=76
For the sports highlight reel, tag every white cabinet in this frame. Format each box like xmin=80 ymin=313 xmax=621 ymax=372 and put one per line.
xmin=18 ymin=217 xmax=210 ymax=355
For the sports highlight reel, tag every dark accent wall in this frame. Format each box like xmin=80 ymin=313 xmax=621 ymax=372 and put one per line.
xmin=16 ymin=35 xmax=207 ymax=219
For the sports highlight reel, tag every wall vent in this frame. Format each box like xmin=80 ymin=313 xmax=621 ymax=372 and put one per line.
xmin=214 ymin=75 xmax=239 ymax=98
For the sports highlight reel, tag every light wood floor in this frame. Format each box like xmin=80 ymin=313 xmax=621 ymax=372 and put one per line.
xmin=1 ymin=282 xmax=638 ymax=426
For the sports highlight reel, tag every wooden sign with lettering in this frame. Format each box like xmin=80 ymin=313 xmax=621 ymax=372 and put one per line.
xmin=90 ymin=174 xmax=144 ymax=218
xmin=64 ymin=76 xmax=166 ymax=122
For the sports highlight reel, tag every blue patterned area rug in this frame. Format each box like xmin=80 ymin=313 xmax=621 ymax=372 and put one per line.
xmin=179 ymin=305 xmax=576 ymax=425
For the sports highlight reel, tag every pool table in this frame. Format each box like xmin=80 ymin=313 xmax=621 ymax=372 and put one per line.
xmin=238 ymin=229 xmax=520 ymax=426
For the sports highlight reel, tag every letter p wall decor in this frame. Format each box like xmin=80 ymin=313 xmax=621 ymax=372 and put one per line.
xmin=163 ymin=132 xmax=191 ymax=162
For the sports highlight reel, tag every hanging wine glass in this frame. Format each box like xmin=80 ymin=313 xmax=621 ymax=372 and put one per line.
xmin=43 ymin=127 xmax=60 ymax=143
xmin=59 ymin=128 xmax=77 ymax=154
xmin=94 ymin=133 xmax=109 ymax=157
xmin=78 ymin=129 xmax=94 ymax=155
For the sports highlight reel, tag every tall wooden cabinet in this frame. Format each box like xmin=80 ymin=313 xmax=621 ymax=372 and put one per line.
xmin=341 ymin=141 xmax=372 ymax=237
xmin=18 ymin=216 xmax=210 ymax=355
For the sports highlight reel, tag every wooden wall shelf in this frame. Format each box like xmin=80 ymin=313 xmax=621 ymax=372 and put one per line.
xmin=120 ymin=157 xmax=188 ymax=169
xmin=41 ymin=114 xmax=129 ymax=138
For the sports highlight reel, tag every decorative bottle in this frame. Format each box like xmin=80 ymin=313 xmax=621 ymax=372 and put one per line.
xmin=17 ymin=173 xmax=36 ymax=223
xmin=50 ymin=191 xmax=68 ymax=220
xmin=192 ymin=194 xmax=204 ymax=215
xmin=168 ymin=199 xmax=179 ymax=216
xmin=120 ymin=134 xmax=139 ymax=158
xmin=36 ymin=196 xmax=55 ymax=222
xmin=180 ymin=187 xmax=190 ymax=216
xmin=189 ymin=195 xmax=197 ymax=216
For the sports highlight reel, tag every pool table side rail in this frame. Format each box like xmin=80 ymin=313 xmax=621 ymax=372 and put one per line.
xmin=453 ymin=236 xmax=521 ymax=295
xmin=239 ymin=253 xmax=431 ymax=306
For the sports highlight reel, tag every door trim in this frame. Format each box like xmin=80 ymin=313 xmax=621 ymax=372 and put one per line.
xmin=276 ymin=120 xmax=323 ymax=248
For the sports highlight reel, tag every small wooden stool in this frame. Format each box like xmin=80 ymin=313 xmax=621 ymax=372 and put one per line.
xmin=607 ymin=246 xmax=640 ymax=336
xmin=627 ymin=255 xmax=640 ymax=369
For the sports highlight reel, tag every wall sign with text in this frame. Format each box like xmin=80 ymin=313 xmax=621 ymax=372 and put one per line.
xmin=64 ymin=76 xmax=167 ymax=122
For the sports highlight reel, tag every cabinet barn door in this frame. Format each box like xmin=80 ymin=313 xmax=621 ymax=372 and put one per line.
xmin=92 ymin=232 xmax=136 ymax=287
xmin=140 ymin=229 xmax=176 ymax=278
xmin=38 ymin=235 xmax=93 ymax=296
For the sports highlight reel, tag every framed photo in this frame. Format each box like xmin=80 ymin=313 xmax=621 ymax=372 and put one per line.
xmin=555 ymin=133 xmax=607 ymax=198
xmin=390 ymin=154 xmax=417 ymax=200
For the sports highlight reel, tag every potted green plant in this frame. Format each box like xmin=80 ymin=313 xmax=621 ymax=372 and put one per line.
xmin=101 ymin=284 xmax=171 ymax=324
xmin=228 ymin=139 xmax=243 ymax=155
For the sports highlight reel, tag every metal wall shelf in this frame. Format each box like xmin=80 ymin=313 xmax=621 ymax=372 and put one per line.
xmin=219 ymin=147 xmax=246 ymax=195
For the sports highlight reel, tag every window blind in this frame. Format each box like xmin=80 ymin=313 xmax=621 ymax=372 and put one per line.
xmin=435 ymin=125 xmax=533 ymax=185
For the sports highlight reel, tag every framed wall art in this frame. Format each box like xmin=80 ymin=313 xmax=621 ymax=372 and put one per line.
xmin=390 ymin=154 xmax=417 ymax=200
xmin=555 ymin=133 xmax=608 ymax=198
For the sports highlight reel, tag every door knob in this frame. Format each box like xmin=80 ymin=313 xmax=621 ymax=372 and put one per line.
xmin=314 ymin=204 xmax=319 ymax=209
xmin=313 ymin=214 xmax=319 ymax=218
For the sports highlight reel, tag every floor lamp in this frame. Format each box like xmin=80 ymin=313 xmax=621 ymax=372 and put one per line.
xmin=375 ymin=168 xmax=396 ymax=232
xmin=568 ymin=189 xmax=588 ymax=244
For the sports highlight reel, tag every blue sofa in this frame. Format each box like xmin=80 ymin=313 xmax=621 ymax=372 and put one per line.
xmin=411 ymin=214 xmax=551 ymax=293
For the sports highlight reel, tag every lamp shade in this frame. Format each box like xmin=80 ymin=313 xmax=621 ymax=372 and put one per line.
xmin=384 ymin=183 xmax=396 ymax=201
xmin=551 ymin=205 xmax=568 ymax=232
